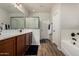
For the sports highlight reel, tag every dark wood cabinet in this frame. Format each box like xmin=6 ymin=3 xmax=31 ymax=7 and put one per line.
xmin=0 ymin=37 xmax=16 ymax=56
xmin=0 ymin=32 xmax=32 ymax=56
xmin=16 ymin=34 xmax=26 ymax=56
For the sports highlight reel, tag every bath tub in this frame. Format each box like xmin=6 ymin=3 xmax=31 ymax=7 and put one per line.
xmin=61 ymin=39 xmax=79 ymax=56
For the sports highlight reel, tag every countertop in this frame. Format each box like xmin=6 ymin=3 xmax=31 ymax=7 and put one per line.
xmin=0 ymin=29 xmax=32 ymax=41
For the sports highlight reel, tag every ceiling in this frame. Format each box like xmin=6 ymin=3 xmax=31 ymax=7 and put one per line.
xmin=0 ymin=3 xmax=53 ymax=14
xmin=0 ymin=3 xmax=22 ymax=13
xmin=0 ymin=3 xmax=79 ymax=17
xmin=1 ymin=3 xmax=79 ymax=14
xmin=22 ymin=3 xmax=53 ymax=13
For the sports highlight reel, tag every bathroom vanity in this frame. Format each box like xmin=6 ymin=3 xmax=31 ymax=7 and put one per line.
xmin=0 ymin=30 xmax=32 ymax=56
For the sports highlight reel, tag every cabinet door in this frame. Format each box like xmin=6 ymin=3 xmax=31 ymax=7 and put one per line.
xmin=0 ymin=37 xmax=16 ymax=56
xmin=17 ymin=34 xmax=26 ymax=56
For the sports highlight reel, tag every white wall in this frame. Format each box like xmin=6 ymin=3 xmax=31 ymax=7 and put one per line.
xmin=0 ymin=8 xmax=10 ymax=30
xmin=9 ymin=12 xmax=24 ymax=17
xmin=51 ymin=4 xmax=61 ymax=49
xmin=60 ymin=4 xmax=79 ymax=46
xmin=29 ymin=12 xmax=51 ymax=39
xmin=61 ymin=4 xmax=79 ymax=29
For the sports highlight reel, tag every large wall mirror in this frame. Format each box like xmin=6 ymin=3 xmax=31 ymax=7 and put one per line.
xmin=10 ymin=17 xmax=25 ymax=29
xmin=9 ymin=3 xmax=40 ymax=29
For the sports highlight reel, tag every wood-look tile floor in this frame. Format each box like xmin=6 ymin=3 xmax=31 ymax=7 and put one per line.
xmin=37 ymin=39 xmax=65 ymax=56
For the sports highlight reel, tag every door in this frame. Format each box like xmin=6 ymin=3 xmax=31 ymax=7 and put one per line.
xmin=52 ymin=13 xmax=61 ymax=47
